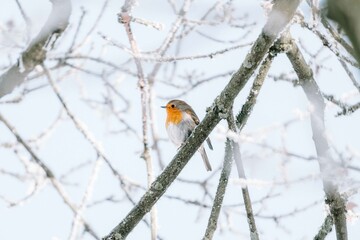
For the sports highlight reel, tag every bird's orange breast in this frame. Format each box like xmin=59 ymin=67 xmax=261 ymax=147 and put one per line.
xmin=165 ymin=108 xmax=183 ymax=127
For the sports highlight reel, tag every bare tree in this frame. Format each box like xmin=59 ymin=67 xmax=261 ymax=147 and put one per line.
xmin=0 ymin=0 xmax=359 ymax=240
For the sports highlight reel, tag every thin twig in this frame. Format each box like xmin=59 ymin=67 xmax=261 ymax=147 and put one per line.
xmin=236 ymin=53 xmax=275 ymax=131
xmin=228 ymin=111 xmax=259 ymax=240
xmin=123 ymin=42 xmax=252 ymax=62
xmin=146 ymin=0 xmax=193 ymax=170
xmin=119 ymin=2 xmax=157 ymax=239
xmin=203 ymin=138 xmax=233 ymax=239
xmin=15 ymin=0 xmax=32 ymax=41
xmin=74 ymin=0 xmax=110 ymax=50
xmin=0 ymin=112 xmax=100 ymax=239
xmin=69 ymin=157 xmax=102 ymax=240
xmin=314 ymin=214 xmax=334 ymax=240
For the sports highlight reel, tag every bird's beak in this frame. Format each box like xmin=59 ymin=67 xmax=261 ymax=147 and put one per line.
xmin=161 ymin=106 xmax=166 ymax=108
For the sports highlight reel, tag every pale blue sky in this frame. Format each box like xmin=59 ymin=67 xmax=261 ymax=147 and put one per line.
xmin=0 ymin=1 xmax=359 ymax=240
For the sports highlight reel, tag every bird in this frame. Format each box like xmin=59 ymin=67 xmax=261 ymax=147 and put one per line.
xmin=161 ymin=99 xmax=213 ymax=171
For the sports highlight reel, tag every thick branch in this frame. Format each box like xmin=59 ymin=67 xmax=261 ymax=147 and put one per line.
xmin=0 ymin=0 xmax=71 ymax=98
xmin=103 ymin=1 xmax=300 ymax=239
xmin=282 ymin=32 xmax=348 ymax=240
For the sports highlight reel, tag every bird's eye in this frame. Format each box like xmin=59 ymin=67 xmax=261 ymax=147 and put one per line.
xmin=171 ymin=104 xmax=175 ymax=108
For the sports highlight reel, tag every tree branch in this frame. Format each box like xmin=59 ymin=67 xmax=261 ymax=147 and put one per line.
xmin=236 ymin=53 xmax=275 ymax=131
xmin=229 ymin=112 xmax=259 ymax=240
xmin=203 ymin=137 xmax=234 ymax=239
xmin=119 ymin=1 xmax=157 ymax=239
xmin=0 ymin=0 xmax=71 ymax=98
xmin=314 ymin=214 xmax=334 ymax=240
xmin=282 ymin=32 xmax=348 ymax=240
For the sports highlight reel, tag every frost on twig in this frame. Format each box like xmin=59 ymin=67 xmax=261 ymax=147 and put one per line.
xmin=0 ymin=0 xmax=71 ymax=98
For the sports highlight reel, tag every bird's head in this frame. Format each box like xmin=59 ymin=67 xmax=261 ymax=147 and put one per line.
xmin=161 ymin=99 xmax=190 ymax=114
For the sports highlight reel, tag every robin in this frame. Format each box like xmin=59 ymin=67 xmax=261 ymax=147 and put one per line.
xmin=161 ymin=99 xmax=213 ymax=171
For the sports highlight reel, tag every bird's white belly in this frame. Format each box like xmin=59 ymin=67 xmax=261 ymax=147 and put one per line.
xmin=166 ymin=123 xmax=188 ymax=147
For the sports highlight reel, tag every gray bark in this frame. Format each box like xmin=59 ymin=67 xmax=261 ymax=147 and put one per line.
xmin=203 ymin=138 xmax=233 ymax=240
xmin=314 ymin=215 xmax=334 ymax=240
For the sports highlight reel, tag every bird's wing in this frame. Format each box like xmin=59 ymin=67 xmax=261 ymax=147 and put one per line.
xmin=185 ymin=108 xmax=200 ymax=125
xmin=185 ymin=108 xmax=213 ymax=150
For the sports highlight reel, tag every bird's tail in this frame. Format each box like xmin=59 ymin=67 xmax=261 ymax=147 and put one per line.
xmin=199 ymin=146 xmax=212 ymax=171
